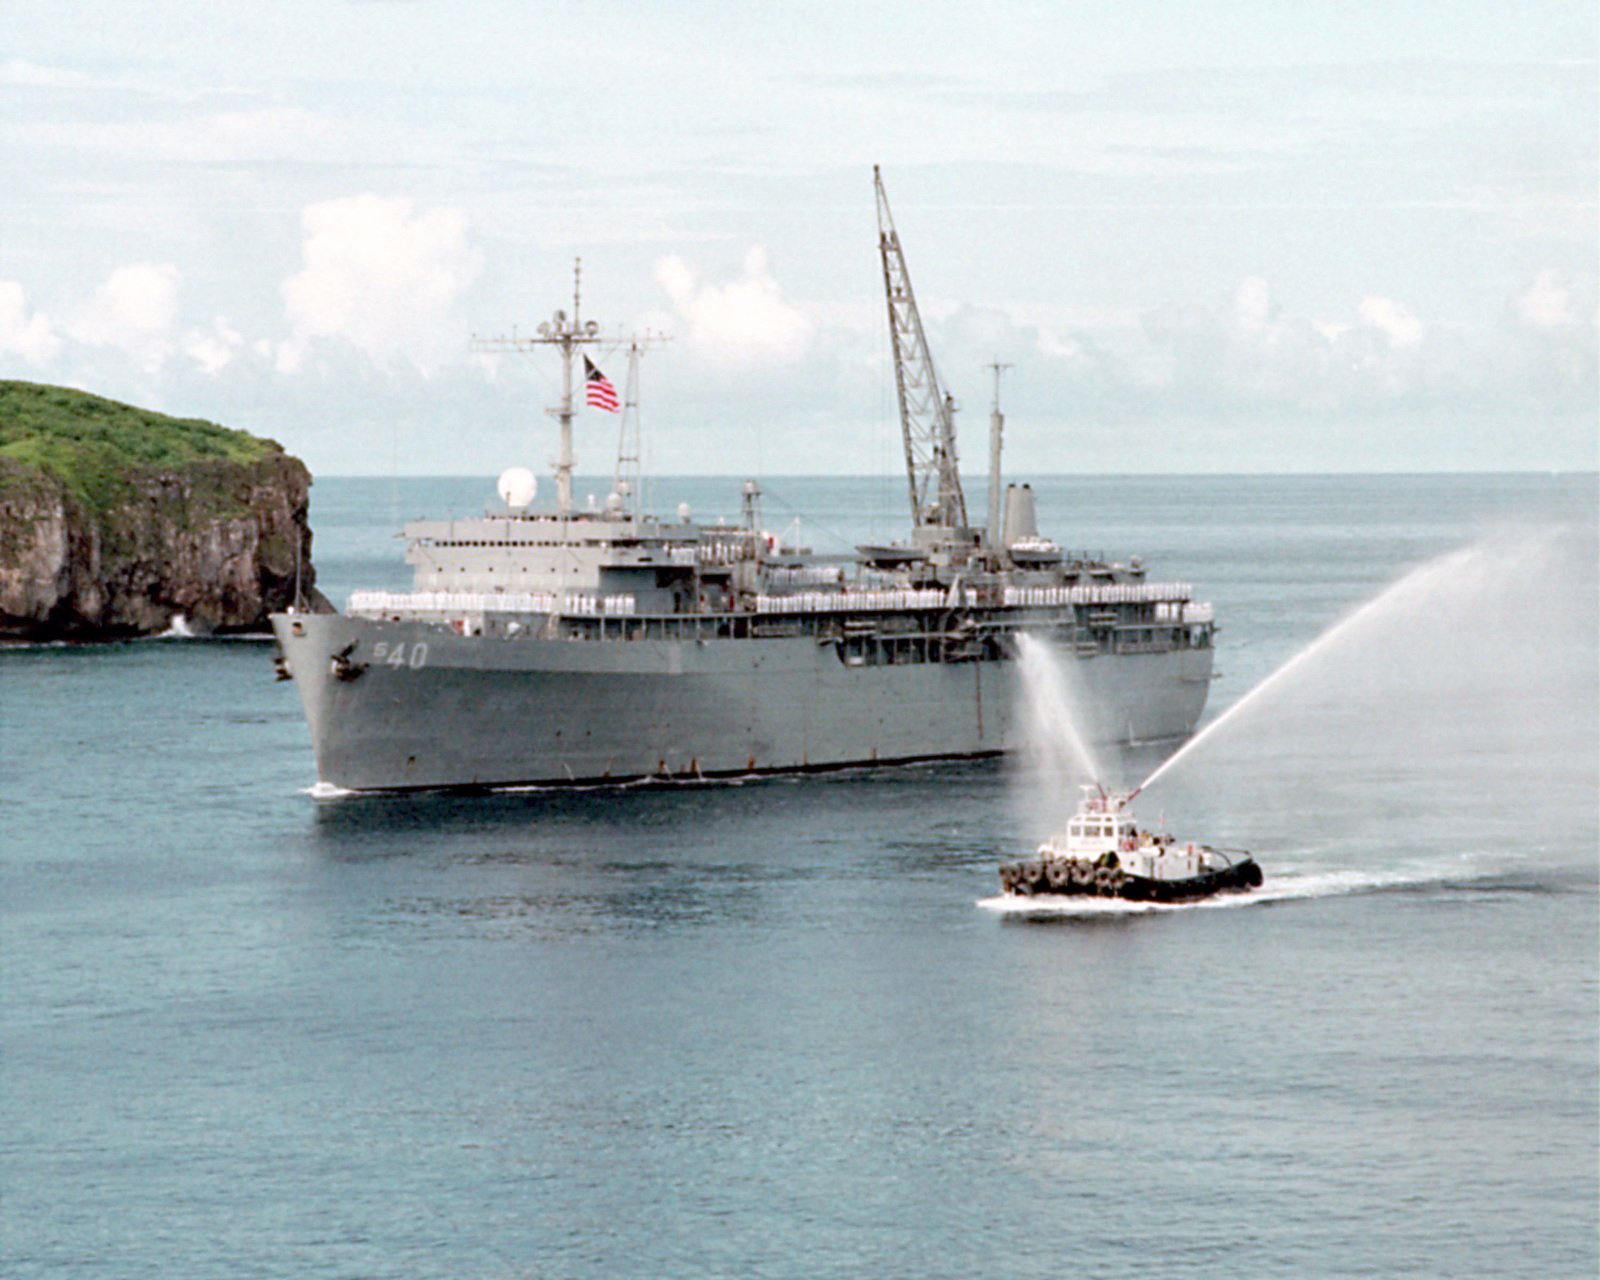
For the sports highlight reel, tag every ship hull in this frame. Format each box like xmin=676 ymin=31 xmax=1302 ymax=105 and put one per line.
xmin=272 ymin=612 xmax=1213 ymax=792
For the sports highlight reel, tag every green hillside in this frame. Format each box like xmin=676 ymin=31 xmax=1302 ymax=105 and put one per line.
xmin=0 ymin=381 xmax=280 ymax=513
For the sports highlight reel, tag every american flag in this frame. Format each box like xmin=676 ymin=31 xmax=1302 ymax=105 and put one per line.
xmin=584 ymin=355 xmax=620 ymax=412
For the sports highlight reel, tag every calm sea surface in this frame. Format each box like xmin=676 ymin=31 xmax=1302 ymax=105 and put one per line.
xmin=4 ymin=473 xmax=1597 ymax=1279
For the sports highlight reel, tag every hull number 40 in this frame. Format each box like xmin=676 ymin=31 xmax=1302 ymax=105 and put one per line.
xmin=372 ymin=641 xmax=428 ymax=669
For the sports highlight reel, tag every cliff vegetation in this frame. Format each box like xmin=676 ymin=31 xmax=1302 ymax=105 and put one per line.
xmin=0 ymin=381 xmax=318 ymax=640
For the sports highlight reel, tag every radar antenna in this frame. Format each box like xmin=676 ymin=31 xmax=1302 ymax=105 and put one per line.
xmin=875 ymin=166 xmax=968 ymax=531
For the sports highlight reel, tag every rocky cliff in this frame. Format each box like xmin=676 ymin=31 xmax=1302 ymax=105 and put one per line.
xmin=0 ymin=382 xmax=317 ymax=640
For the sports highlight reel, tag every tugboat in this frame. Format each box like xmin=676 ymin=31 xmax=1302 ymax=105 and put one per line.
xmin=998 ymin=785 xmax=1262 ymax=903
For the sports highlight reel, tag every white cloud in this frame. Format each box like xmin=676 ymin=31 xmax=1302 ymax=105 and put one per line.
xmin=111 ymin=107 xmax=348 ymax=166
xmin=170 ymin=106 xmax=339 ymax=164
xmin=1514 ymin=269 xmax=1579 ymax=329
xmin=0 ymin=58 xmax=92 ymax=89
xmin=0 ymin=56 xmax=197 ymax=99
xmin=29 ymin=105 xmax=353 ymax=166
xmin=67 ymin=264 xmax=182 ymax=371
xmin=0 ymin=281 xmax=62 ymax=364
xmin=277 ymin=195 xmax=481 ymax=374
xmin=183 ymin=318 xmax=246 ymax=376
xmin=1503 ymin=269 xmax=1598 ymax=394
xmin=1076 ymin=276 xmax=1452 ymax=414
xmin=653 ymin=247 xmax=812 ymax=363
xmin=2 ymin=269 xmax=243 ymax=377
xmin=1232 ymin=276 xmax=1276 ymax=335
xmin=1356 ymin=295 xmax=1424 ymax=349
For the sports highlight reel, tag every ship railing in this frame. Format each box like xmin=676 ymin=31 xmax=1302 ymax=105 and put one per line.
xmin=350 ymin=590 xmax=558 ymax=616
xmin=1000 ymin=582 xmax=1193 ymax=607
xmin=347 ymin=590 xmax=638 ymax=618
xmin=560 ymin=593 xmax=639 ymax=617
xmin=854 ymin=568 xmax=912 ymax=590
xmin=753 ymin=588 xmax=945 ymax=614
xmin=765 ymin=564 xmax=846 ymax=586
xmin=1181 ymin=602 xmax=1214 ymax=624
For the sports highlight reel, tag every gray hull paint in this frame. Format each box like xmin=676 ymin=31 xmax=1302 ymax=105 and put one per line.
xmin=273 ymin=613 xmax=1213 ymax=792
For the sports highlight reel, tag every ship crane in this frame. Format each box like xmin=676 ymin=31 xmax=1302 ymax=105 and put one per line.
xmin=874 ymin=167 xmax=970 ymax=536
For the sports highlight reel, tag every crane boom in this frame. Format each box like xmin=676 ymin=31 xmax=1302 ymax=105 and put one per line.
xmin=875 ymin=167 xmax=968 ymax=531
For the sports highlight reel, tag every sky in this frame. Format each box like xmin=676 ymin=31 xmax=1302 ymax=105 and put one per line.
xmin=2 ymin=0 xmax=1596 ymax=479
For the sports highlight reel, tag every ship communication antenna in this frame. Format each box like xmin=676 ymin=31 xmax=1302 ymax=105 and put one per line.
xmin=471 ymin=259 xmax=665 ymax=516
xmin=613 ymin=341 xmax=646 ymax=516
xmin=875 ymin=166 xmax=969 ymax=532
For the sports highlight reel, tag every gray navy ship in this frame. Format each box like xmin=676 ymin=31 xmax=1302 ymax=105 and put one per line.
xmin=272 ymin=170 xmax=1216 ymax=793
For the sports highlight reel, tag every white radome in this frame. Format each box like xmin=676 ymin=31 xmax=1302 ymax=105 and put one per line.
xmin=497 ymin=467 xmax=537 ymax=509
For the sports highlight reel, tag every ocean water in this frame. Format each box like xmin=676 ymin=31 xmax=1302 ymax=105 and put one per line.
xmin=3 ymin=473 xmax=1596 ymax=1280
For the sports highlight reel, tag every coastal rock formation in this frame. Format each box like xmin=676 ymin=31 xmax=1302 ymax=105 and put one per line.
xmin=0 ymin=381 xmax=318 ymax=640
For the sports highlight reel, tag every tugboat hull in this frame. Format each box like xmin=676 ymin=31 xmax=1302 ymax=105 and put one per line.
xmin=997 ymin=852 xmax=1262 ymax=903
xmin=1117 ymin=857 xmax=1262 ymax=902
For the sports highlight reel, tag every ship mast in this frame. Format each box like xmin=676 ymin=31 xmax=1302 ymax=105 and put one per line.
xmin=986 ymin=360 xmax=1011 ymax=560
xmin=471 ymin=259 xmax=604 ymax=516
xmin=613 ymin=340 xmax=645 ymax=516
xmin=875 ymin=166 xmax=968 ymax=531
